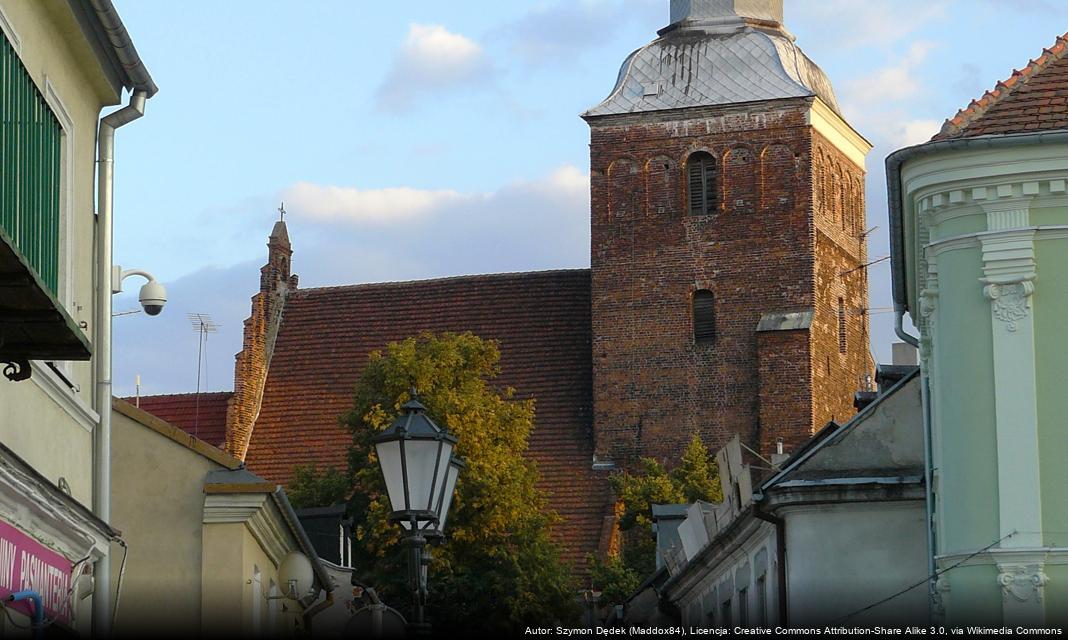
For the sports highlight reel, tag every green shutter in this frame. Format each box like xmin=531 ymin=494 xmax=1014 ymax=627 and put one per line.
xmin=1 ymin=29 xmax=62 ymax=295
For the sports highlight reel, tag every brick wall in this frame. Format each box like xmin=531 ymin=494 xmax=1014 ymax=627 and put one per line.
xmin=224 ymin=222 xmax=296 ymax=460
xmin=757 ymin=328 xmax=812 ymax=455
xmin=811 ymin=132 xmax=872 ymax=429
xmin=587 ymin=98 xmax=870 ymax=465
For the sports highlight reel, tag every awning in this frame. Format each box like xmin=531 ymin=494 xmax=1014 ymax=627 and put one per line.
xmin=0 ymin=226 xmax=91 ymax=380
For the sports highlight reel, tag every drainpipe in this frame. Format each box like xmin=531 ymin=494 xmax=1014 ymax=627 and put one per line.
xmin=753 ymin=509 xmax=787 ymax=626
xmin=895 ymin=307 xmax=938 ymax=623
xmin=94 ymin=89 xmax=147 ymax=637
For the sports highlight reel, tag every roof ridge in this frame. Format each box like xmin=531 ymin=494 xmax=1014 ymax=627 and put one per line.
xmin=936 ymin=32 xmax=1068 ymax=139
xmin=293 ymin=268 xmax=591 ymax=295
xmin=128 ymin=391 xmax=234 ymax=400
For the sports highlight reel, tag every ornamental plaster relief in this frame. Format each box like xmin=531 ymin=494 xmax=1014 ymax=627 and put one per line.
xmin=997 ymin=563 xmax=1049 ymax=604
xmin=983 ymin=282 xmax=1035 ymax=332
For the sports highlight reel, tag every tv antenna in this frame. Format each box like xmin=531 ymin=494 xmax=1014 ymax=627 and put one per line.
xmin=188 ymin=313 xmax=219 ymax=436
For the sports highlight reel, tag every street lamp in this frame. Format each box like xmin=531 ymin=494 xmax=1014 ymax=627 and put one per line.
xmin=373 ymin=391 xmax=460 ymax=632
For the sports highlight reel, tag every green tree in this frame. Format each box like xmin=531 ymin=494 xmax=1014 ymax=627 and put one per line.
xmin=286 ymin=463 xmax=350 ymax=509
xmin=340 ymin=331 xmax=579 ymax=633
xmin=593 ymin=434 xmax=723 ymax=601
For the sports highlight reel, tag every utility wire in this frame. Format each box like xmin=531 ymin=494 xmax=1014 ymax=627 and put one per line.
xmin=832 ymin=530 xmax=1016 ymax=624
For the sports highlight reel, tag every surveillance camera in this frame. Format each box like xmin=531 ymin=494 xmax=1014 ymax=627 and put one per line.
xmin=138 ymin=280 xmax=167 ymax=316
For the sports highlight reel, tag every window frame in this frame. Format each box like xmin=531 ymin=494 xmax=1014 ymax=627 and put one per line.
xmin=693 ymin=289 xmax=716 ymax=345
xmin=687 ymin=151 xmax=718 ymax=216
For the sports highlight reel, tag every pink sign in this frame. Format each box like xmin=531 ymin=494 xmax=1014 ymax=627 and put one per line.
xmin=0 ymin=520 xmax=73 ymax=625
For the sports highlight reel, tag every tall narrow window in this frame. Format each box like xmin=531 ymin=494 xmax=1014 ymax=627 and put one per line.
xmin=756 ymin=575 xmax=768 ymax=626
xmin=687 ymin=151 xmax=718 ymax=215
xmin=838 ymin=297 xmax=847 ymax=354
xmin=693 ymin=290 xmax=716 ymax=344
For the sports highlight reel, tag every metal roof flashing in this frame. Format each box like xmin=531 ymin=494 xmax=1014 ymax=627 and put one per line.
xmin=583 ymin=5 xmax=838 ymax=119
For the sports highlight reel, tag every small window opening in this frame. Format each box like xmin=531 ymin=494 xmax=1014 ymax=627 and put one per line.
xmin=687 ymin=151 xmax=718 ymax=215
xmin=693 ymin=290 xmax=716 ymax=344
xmin=838 ymin=297 xmax=847 ymax=354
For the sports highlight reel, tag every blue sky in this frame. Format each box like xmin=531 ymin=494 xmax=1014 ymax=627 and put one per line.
xmin=111 ymin=0 xmax=1068 ymax=396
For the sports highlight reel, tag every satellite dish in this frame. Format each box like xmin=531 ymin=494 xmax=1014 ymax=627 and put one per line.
xmin=277 ymin=551 xmax=314 ymax=600
xmin=345 ymin=604 xmax=407 ymax=638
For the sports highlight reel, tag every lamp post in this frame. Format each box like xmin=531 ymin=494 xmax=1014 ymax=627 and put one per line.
xmin=373 ymin=391 xmax=461 ymax=633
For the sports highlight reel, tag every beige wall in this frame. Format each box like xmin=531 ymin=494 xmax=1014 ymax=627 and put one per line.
xmin=0 ymin=0 xmax=122 ymax=508
xmin=112 ymin=405 xmax=310 ymax=636
xmin=200 ymin=522 xmax=248 ymax=634
xmin=201 ymin=516 xmax=305 ymax=636
xmin=110 ymin=409 xmax=221 ymax=633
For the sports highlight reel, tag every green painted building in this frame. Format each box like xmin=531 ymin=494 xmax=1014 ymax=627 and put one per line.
xmin=888 ymin=33 xmax=1068 ymax=626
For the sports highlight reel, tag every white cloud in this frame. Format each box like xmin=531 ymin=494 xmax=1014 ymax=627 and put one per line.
xmin=284 ymin=182 xmax=466 ymax=224
xmin=496 ymin=0 xmax=661 ymax=65
xmin=796 ymin=0 xmax=948 ymax=49
xmin=836 ymin=41 xmax=945 ymax=150
xmin=842 ymin=41 xmax=937 ymax=109
xmin=376 ymin=24 xmax=493 ymax=111
xmin=894 ymin=119 xmax=944 ymax=147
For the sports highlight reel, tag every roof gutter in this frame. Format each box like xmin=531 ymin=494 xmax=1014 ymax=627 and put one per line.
xmin=271 ymin=488 xmax=335 ymax=595
xmin=70 ymin=0 xmax=158 ymax=98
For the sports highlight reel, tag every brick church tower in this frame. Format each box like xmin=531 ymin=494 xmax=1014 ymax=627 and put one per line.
xmin=584 ymin=0 xmax=873 ymax=467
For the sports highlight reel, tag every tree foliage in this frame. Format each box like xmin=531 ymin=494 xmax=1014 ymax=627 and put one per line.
xmin=336 ymin=331 xmax=579 ymax=633
xmin=593 ymin=434 xmax=724 ymax=601
xmin=286 ymin=463 xmax=350 ymax=509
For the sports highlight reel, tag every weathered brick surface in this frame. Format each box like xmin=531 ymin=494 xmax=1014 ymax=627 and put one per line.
xmin=757 ymin=330 xmax=811 ymax=455
xmin=811 ymin=132 xmax=871 ymax=429
xmin=224 ymin=222 xmax=296 ymax=459
xmin=586 ymin=98 xmax=871 ymax=465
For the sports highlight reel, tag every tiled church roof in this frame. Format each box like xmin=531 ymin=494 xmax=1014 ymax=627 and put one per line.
xmin=122 ymin=392 xmax=232 ymax=448
xmin=935 ymin=32 xmax=1068 ymax=140
xmin=243 ymin=269 xmax=609 ymax=569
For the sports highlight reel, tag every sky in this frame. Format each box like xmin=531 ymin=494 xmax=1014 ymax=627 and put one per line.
xmin=110 ymin=0 xmax=1068 ymax=397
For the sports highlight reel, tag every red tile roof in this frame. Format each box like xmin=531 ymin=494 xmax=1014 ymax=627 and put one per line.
xmin=244 ymin=269 xmax=609 ymax=569
xmin=935 ymin=33 xmax=1068 ymax=139
xmin=125 ymin=392 xmax=232 ymax=448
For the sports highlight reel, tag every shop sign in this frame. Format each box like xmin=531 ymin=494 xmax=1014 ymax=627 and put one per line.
xmin=0 ymin=520 xmax=73 ymax=625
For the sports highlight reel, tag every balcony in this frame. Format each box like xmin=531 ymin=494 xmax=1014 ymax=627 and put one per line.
xmin=1 ymin=29 xmax=90 ymax=380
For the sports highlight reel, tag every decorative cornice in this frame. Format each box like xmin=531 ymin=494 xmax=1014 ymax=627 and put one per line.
xmin=936 ymin=546 xmax=1068 ymax=567
xmin=917 ymin=178 xmax=1063 ymax=222
xmin=202 ymin=492 xmax=297 ymax=567
xmin=0 ymin=453 xmax=111 ymax=561
xmin=980 ymin=229 xmax=1037 ymax=285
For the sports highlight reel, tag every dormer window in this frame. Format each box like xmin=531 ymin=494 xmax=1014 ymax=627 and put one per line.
xmin=687 ymin=152 xmax=718 ymax=215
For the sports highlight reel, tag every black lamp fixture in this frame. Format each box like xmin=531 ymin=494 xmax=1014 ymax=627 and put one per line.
xmin=373 ymin=390 xmax=461 ymax=631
